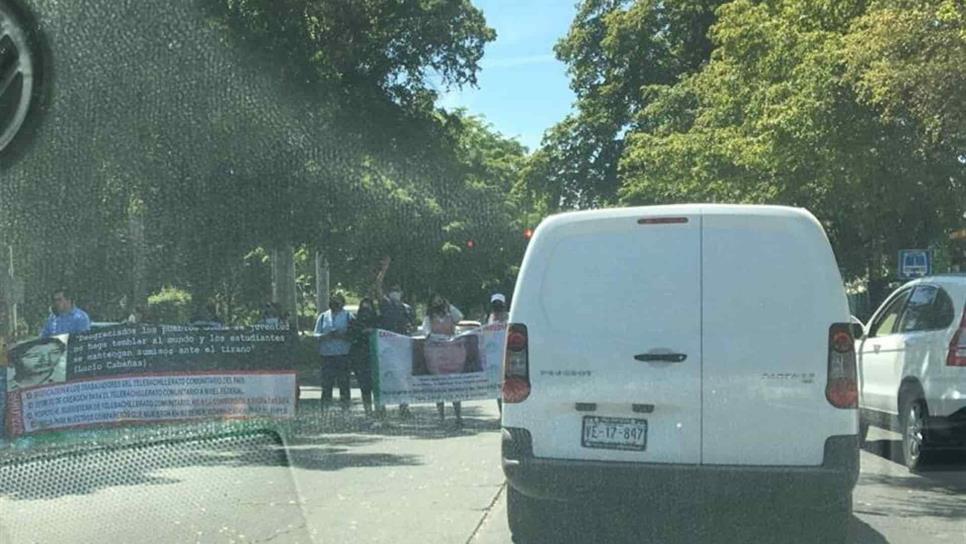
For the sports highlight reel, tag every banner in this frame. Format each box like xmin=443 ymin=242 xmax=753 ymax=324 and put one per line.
xmin=372 ymin=323 xmax=506 ymax=405
xmin=5 ymin=325 xmax=297 ymax=436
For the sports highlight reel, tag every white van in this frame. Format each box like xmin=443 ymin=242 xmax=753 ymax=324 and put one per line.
xmin=502 ymin=205 xmax=859 ymax=542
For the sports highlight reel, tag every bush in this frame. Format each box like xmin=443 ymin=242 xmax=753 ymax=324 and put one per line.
xmin=147 ymin=287 xmax=193 ymax=324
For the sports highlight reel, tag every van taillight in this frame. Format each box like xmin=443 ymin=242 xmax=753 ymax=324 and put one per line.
xmin=947 ymin=306 xmax=966 ymax=367
xmin=826 ymin=323 xmax=858 ymax=409
xmin=503 ymin=323 xmax=530 ymax=403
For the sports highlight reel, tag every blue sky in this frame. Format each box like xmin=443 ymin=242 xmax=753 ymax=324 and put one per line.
xmin=435 ymin=0 xmax=577 ymax=151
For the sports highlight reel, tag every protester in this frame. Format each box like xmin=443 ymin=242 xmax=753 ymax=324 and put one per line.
xmin=315 ymin=292 xmax=353 ymax=413
xmin=421 ymin=292 xmax=465 ymax=427
xmin=258 ymin=302 xmax=285 ymax=327
xmin=349 ymin=296 xmax=379 ymax=416
xmin=374 ymin=257 xmax=417 ymax=417
xmin=41 ymin=288 xmax=91 ymax=337
xmin=486 ymin=293 xmax=508 ymax=325
xmin=189 ymin=302 xmax=223 ymax=328
xmin=486 ymin=293 xmax=509 ymax=414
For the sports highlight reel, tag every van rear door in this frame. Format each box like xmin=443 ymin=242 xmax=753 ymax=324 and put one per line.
xmin=701 ymin=209 xmax=850 ymax=466
xmin=524 ymin=210 xmax=702 ymax=463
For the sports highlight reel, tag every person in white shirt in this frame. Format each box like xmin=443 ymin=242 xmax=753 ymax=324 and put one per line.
xmin=314 ymin=292 xmax=353 ymax=413
xmin=486 ymin=293 xmax=509 ymax=414
xmin=486 ymin=293 xmax=508 ymax=325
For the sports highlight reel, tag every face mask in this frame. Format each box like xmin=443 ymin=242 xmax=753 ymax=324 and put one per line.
xmin=389 ymin=291 xmax=402 ymax=302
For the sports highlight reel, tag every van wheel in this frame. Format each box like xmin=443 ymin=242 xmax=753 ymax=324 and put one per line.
xmin=901 ymin=397 xmax=930 ymax=471
xmin=507 ymin=486 xmax=578 ymax=544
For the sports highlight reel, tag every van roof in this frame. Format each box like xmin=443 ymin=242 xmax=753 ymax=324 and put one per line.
xmin=541 ymin=204 xmax=817 ymax=228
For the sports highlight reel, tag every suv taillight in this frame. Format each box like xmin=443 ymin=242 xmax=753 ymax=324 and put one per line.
xmin=503 ymin=323 xmax=530 ymax=403
xmin=947 ymin=305 xmax=966 ymax=367
xmin=826 ymin=323 xmax=858 ymax=409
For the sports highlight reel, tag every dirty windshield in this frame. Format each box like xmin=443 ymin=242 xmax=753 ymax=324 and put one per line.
xmin=0 ymin=1 xmax=964 ymax=543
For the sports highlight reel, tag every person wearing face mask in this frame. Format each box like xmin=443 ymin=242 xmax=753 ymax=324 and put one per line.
xmin=486 ymin=293 xmax=508 ymax=325
xmin=314 ymin=292 xmax=354 ymax=413
xmin=374 ymin=257 xmax=417 ymax=417
xmin=420 ymin=292 xmax=465 ymax=427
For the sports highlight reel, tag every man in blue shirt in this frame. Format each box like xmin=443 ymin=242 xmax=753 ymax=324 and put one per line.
xmin=41 ymin=288 xmax=91 ymax=338
xmin=314 ymin=292 xmax=353 ymax=412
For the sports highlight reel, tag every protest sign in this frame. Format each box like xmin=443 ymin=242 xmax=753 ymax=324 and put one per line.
xmin=4 ymin=325 xmax=297 ymax=436
xmin=372 ymin=323 xmax=506 ymax=405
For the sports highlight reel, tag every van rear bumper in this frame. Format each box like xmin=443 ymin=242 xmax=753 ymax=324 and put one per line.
xmin=502 ymin=428 xmax=859 ymax=504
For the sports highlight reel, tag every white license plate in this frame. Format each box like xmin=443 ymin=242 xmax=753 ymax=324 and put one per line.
xmin=581 ymin=416 xmax=648 ymax=451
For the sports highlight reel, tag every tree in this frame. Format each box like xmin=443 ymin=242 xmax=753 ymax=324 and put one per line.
xmin=618 ymin=0 xmax=964 ymax=280
xmin=0 ymin=0 xmax=508 ymax=327
xmin=844 ymin=0 xmax=966 ymax=151
xmin=528 ymin=0 xmax=724 ymax=208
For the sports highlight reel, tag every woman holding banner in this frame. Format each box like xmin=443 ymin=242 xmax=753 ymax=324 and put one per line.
xmin=421 ymin=293 xmax=465 ymax=427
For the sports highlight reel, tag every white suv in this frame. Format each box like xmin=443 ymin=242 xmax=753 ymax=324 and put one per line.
xmin=857 ymin=275 xmax=966 ymax=470
xmin=501 ymin=205 xmax=859 ymax=543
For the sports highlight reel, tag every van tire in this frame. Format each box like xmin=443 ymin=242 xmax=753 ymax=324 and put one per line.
xmin=900 ymin=396 xmax=931 ymax=471
xmin=507 ymin=485 xmax=579 ymax=544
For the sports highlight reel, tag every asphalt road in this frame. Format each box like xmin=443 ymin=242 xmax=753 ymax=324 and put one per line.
xmin=1 ymin=393 xmax=963 ymax=543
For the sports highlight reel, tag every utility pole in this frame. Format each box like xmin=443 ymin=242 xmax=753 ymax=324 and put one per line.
xmin=129 ymin=207 xmax=147 ymax=311
xmin=315 ymin=251 xmax=329 ymax=319
xmin=271 ymin=245 xmax=298 ymax=329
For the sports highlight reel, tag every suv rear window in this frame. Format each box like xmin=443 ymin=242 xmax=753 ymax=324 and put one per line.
xmin=898 ymin=286 xmax=956 ymax=332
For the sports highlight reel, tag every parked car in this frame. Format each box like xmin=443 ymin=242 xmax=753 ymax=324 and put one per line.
xmin=501 ymin=204 xmax=859 ymax=543
xmin=855 ymin=274 xmax=966 ymax=470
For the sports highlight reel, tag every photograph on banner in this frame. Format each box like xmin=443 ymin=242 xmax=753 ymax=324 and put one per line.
xmin=5 ymin=335 xmax=69 ymax=391
xmin=373 ymin=323 xmax=506 ymax=405
xmin=4 ymin=325 xmax=298 ymax=436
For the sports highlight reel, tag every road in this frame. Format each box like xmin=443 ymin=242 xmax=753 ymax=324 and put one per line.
xmin=1 ymin=392 xmax=963 ymax=543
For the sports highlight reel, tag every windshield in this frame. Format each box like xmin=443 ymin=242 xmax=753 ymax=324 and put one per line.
xmin=1 ymin=1 xmax=964 ymax=543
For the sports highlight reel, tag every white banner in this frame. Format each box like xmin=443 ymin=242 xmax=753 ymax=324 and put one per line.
xmin=372 ymin=324 xmax=506 ymax=405
xmin=15 ymin=372 xmax=296 ymax=433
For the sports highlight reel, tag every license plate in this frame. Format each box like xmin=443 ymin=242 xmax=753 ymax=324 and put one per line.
xmin=581 ymin=416 xmax=648 ymax=451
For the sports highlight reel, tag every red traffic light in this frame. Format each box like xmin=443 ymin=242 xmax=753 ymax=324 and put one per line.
xmin=523 ymin=228 xmax=533 ymax=240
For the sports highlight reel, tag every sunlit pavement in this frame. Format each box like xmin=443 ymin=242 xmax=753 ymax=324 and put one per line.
xmin=1 ymin=390 xmax=963 ymax=543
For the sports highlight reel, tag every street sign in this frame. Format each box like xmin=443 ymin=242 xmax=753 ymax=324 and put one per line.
xmin=898 ymin=249 xmax=932 ymax=280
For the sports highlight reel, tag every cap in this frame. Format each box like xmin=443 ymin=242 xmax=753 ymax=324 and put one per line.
xmin=490 ymin=293 xmax=506 ymax=304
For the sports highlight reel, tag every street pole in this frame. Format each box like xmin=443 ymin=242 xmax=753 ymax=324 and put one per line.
xmin=315 ymin=251 xmax=329 ymax=318
xmin=271 ymin=245 xmax=298 ymax=329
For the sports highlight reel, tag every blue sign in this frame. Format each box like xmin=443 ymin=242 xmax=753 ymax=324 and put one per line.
xmin=898 ymin=249 xmax=932 ymax=279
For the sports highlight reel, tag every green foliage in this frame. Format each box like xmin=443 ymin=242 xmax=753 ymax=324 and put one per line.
xmin=532 ymin=0 xmax=964 ymax=281
xmin=527 ymin=0 xmax=725 ymax=208
xmin=147 ymin=287 xmax=193 ymax=324
xmin=843 ymin=0 xmax=966 ymax=150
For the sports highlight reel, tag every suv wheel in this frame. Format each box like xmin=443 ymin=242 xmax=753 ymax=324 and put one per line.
xmin=901 ymin=397 xmax=930 ymax=470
